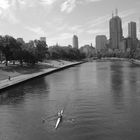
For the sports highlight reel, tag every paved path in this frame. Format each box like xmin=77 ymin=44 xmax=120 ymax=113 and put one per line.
xmin=0 ymin=62 xmax=83 ymax=91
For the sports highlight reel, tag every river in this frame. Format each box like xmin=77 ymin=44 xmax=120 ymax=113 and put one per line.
xmin=0 ymin=61 xmax=140 ymax=140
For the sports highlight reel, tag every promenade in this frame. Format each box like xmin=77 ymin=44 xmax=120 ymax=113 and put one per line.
xmin=0 ymin=61 xmax=84 ymax=91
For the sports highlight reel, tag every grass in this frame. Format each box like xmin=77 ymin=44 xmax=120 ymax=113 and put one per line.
xmin=0 ymin=63 xmax=54 ymax=81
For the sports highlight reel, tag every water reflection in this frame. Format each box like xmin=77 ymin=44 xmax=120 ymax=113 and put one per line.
xmin=110 ymin=62 xmax=124 ymax=109
xmin=0 ymin=87 xmax=25 ymax=105
xmin=22 ymin=77 xmax=50 ymax=94
xmin=0 ymin=77 xmax=49 ymax=105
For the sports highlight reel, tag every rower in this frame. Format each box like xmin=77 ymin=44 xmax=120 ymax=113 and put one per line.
xmin=58 ymin=111 xmax=63 ymax=119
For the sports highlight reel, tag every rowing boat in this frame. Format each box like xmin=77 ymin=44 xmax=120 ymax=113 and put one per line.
xmin=55 ymin=110 xmax=63 ymax=129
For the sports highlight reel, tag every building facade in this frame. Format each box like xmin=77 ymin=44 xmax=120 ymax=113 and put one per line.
xmin=40 ymin=37 xmax=46 ymax=43
xmin=73 ymin=35 xmax=79 ymax=49
xmin=128 ymin=22 xmax=137 ymax=39
xmin=109 ymin=9 xmax=123 ymax=50
xmin=96 ymin=35 xmax=107 ymax=52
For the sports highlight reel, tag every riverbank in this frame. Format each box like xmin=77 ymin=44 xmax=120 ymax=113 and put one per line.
xmin=100 ymin=57 xmax=140 ymax=65
xmin=100 ymin=57 xmax=129 ymax=61
xmin=0 ymin=60 xmax=85 ymax=91
xmin=0 ymin=60 xmax=74 ymax=81
xmin=129 ymin=59 xmax=140 ymax=65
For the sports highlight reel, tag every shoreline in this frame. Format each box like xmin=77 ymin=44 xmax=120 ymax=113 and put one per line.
xmin=0 ymin=61 xmax=85 ymax=92
xmin=96 ymin=57 xmax=140 ymax=66
xmin=100 ymin=57 xmax=129 ymax=61
xmin=100 ymin=57 xmax=140 ymax=64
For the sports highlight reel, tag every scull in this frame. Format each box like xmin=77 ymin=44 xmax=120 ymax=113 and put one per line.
xmin=55 ymin=110 xmax=63 ymax=129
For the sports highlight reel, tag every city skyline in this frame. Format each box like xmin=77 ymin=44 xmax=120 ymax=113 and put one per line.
xmin=0 ymin=0 xmax=140 ymax=47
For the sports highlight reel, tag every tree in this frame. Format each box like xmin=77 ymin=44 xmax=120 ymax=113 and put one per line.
xmin=48 ymin=45 xmax=84 ymax=60
xmin=0 ymin=35 xmax=21 ymax=66
xmin=34 ymin=40 xmax=48 ymax=61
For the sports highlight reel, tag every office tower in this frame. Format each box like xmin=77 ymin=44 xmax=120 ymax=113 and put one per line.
xmin=109 ymin=9 xmax=123 ymax=50
xmin=73 ymin=35 xmax=79 ymax=49
xmin=128 ymin=22 xmax=137 ymax=39
xmin=96 ymin=35 xmax=107 ymax=51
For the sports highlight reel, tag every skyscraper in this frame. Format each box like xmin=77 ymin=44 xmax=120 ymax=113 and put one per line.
xmin=128 ymin=21 xmax=137 ymax=39
xmin=96 ymin=35 xmax=107 ymax=51
xmin=109 ymin=9 xmax=123 ymax=50
xmin=73 ymin=35 xmax=79 ymax=49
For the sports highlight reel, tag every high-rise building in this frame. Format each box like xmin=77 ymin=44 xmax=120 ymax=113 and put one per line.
xmin=96 ymin=35 xmax=107 ymax=51
xmin=40 ymin=37 xmax=46 ymax=43
xmin=73 ymin=35 xmax=79 ymax=49
xmin=109 ymin=9 xmax=123 ymax=50
xmin=128 ymin=21 xmax=137 ymax=39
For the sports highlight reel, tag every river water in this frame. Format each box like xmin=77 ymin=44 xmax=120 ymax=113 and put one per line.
xmin=0 ymin=61 xmax=140 ymax=140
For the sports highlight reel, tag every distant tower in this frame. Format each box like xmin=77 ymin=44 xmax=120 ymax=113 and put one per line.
xmin=139 ymin=18 xmax=140 ymax=33
xmin=112 ymin=11 xmax=114 ymax=18
xmin=40 ymin=37 xmax=46 ymax=43
xmin=128 ymin=21 xmax=137 ymax=39
xmin=109 ymin=9 xmax=123 ymax=49
xmin=96 ymin=35 xmax=107 ymax=51
xmin=73 ymin=35 xmax=79 ymax=49
xmin=91 ymin=43 xmax=93 ymax=47
xmin=56 ymin=42 xmax=59 ymax=46
xmin=115 ymin=8 xmax=118 ymax=16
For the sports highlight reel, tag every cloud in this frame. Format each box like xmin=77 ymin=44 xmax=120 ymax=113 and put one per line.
xmin=49 ymin=32 xmax=72 ymax=42
xmin=85 ymin=0 xmax=102 ymax=2
xmin=39 ymin=0 xmax=57 ymax=5
xmin=119 ymin=9 xmax=136 ymax=18
xmin=59 ymin=32 xmax=72 ymax=39
xmin=0 ymin=0 xmax=20 ymax=24
xmin=89 ymin=0 xmax=101 ymax=1
xmin=25 ymin=26 xmax=46 ymax=35
xmin=61 ymin=0 xmax=102 ymax=13
xmin=2 ymin=10 xmax=20 ymax=24
xmin=5 ymin=0 xmax=57 ymax=9
xmin=11 ymin=0 xmax=27 ymax=9
xmin=67 ymin=25 xmax=84 ymax=34
xmin=61 ymin=0 xmax=76 ymax=13
xmin=87 ymin=28 xmax=108 ymax=34
xmin=17 ymin=0 xmax=26 ymax=5
xmin=87 ymin=14 xmax=110 ymax=29
xmin=0 ymin=0 xmax=10 ymax=10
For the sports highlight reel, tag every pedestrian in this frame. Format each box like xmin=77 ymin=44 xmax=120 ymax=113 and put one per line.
xmin=8 ymin=76 xmax=11 ymax=81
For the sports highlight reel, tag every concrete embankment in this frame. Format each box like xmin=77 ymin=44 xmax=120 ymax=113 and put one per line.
xmin=0 ymin=61 xmax=85 ymax=92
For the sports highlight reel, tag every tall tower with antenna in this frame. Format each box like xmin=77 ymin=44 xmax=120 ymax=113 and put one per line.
xmin=112 ymin=11 xmax=114 ymax=18
xmin=139 ymin=18 xmax=140 ymax=33
xmin=115 ymin=8 xmax=118 ymax=16
xmin=109 ymin=8 xmax=123 ymax=49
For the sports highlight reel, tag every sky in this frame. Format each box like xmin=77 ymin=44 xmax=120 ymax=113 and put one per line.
xmin=0 ymin=0 xmax=140 ymax=47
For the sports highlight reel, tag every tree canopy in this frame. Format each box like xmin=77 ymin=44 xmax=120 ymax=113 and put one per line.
xmin=0 ymin=36 xmax=48 ymax=65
